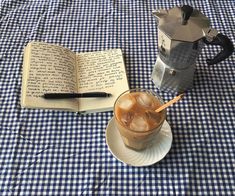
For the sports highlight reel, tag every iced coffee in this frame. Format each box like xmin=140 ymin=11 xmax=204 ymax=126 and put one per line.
xmin=114 ymin=89 xmax=166 ymax=150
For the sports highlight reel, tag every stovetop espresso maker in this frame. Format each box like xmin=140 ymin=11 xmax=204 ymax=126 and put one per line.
xmin=151 ymin=5 xmax=234 ymax=93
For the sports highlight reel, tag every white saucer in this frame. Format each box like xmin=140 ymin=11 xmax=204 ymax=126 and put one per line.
xmin=105 ymin=117 xmax=173 ymax=167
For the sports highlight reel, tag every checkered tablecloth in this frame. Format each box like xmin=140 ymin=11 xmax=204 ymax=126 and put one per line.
xmin=0 ymin=0 xmax=234 ymax=195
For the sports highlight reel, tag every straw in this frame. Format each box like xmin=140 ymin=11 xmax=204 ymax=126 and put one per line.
xmin=155 ymin=93 xmax=184 ymax=113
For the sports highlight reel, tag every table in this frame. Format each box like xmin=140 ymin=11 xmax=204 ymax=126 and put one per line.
xmin=0 ymin=0 xmax=234 ymax=195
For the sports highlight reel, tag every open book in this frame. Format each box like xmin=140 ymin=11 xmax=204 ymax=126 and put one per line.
xmin=21 ymin=41 xmax=129 ymax=113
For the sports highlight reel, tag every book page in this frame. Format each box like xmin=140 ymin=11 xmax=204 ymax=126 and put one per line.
xmin=76 ymin=49 xmax=129 ymax=112
xmin=22 ymin=42 xmax=78 ymax=110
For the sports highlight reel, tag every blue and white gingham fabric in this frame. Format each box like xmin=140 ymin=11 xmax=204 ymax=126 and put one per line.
xmin=0 ymin=0 xmax=234 ymax=195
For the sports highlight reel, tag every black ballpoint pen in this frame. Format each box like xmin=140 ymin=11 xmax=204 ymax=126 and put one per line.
xmin=43 ymin=92 xmax=112 ymax=99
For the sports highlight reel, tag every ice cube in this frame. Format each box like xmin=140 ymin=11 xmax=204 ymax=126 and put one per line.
xmin=117 ymin=94 xmax=135 ymax=110
xmin=145 ymin=111 xmax=162 ymax=124
xmin=129 ymin=115 xmax=149 ymax=132
xmin=136 ymin=92 xmax=154 ymax=108
xmin=120 ymin=112 xmax=133 ymax=126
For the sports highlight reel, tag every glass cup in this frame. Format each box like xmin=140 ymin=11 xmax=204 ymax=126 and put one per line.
xmin=114 ymin=88 xmax=166 ymax=151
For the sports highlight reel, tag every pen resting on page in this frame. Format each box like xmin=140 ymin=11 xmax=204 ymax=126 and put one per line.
xmin=42 ymin=92 xmax=112 ymax=99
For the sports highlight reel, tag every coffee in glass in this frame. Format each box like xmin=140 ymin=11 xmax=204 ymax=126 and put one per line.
xmin=114 ymin=89 xmax=166 ymax=151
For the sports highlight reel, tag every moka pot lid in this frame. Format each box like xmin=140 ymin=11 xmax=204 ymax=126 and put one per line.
xmin=153 ymin=5 xmax=211 ymax=42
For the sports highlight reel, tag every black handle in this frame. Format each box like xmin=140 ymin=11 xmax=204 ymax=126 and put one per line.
xmin=203 ymin=33 xmax=234 ymax=65
xmin=181 ymin=5 xmax=193 ymax=25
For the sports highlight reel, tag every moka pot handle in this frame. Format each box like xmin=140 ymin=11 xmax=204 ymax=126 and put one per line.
xmin=203 ymin=33 xmax=234 ymax=65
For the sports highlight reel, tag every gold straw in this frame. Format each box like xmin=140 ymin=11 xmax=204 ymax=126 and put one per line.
xmin=155 ymin=93 xmax=184 ymax=113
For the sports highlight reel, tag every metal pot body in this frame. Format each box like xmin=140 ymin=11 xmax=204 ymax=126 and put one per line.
xmin=158 ymin=29 xmax=204 ymax=70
